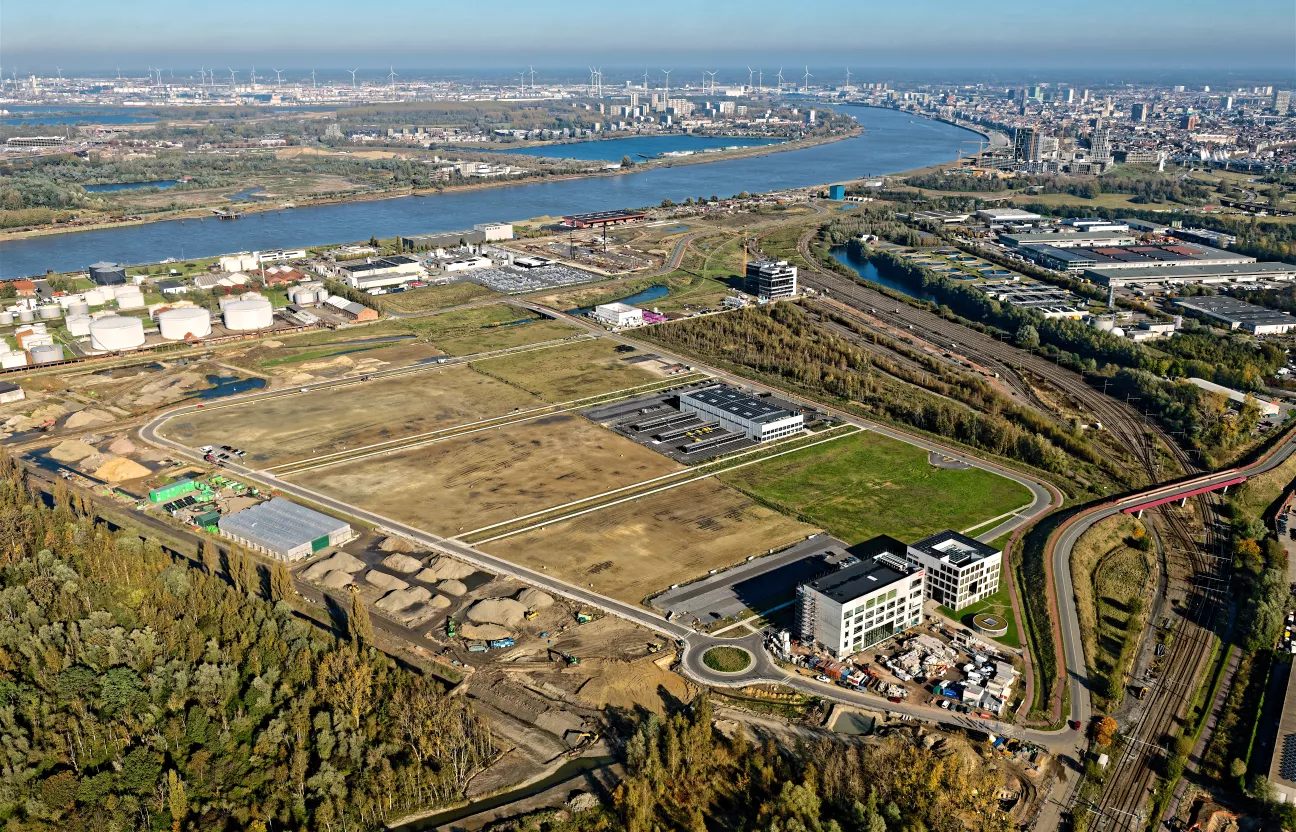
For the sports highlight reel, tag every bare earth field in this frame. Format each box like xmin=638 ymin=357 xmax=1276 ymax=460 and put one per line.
xmin=291 ymin=411 xmax=682 ymax=536
xmin=472 ymin=339 xmax=661 ymax=401
xmin=158 ymin=363 xmax=539 ymax=467
xmin=487 ymin=477 xmax=817 ymax=605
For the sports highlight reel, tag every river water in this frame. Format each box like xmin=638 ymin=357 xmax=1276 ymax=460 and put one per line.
xmin=491 ymin=134 xmax=782 ymax=161
xmin=0 ymin=106 xmax=979 ymax=278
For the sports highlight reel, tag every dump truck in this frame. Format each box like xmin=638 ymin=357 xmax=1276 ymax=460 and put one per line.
xmin=445 ymin=616 xmax=457 ymax=638
xmin=467 ymin=643 xmax=489 ymax=654
xmin=488 ymin=637 xmax=515 ymax=649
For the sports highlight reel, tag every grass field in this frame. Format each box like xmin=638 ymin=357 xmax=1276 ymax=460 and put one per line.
xmin=487 ymin=477 xmax=817 ymax=604
xmin=718 ymin=431 xmax=1033 ymax=545
xmin=292 ymin=411 xmax=681 ymax=536
xmin=536 ymin=273 xmax=733 ymax=315
xmin=411 ymin=304 xmax=582 ymax=356
xmin=938 ymin=588 xmax=1021 ymax=649
xmin=378 ymin=281 xmax=503 ymax=314
xmin=472 ymin=338 xmax=662 ymax=402
xmin=159 ymin=363 xmax=540 ymax=467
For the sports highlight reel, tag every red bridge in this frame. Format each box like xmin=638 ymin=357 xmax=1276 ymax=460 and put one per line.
xmin=1121 ymin=476 xmax=1248 ymax=516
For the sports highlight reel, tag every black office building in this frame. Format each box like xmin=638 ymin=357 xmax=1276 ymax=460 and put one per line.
xmin=745 ymin=259 xmax=797 ymax=301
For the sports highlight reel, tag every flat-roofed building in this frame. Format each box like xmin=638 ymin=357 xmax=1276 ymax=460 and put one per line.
xmin=906 ymin=530 xmax=1002 ymax=610
xmin=679 ymin=384 xmax=803 ymax=442
xmin=1175 ymin=296 xmax=1296 ymax=336
xmin=331 ymin=255 xmax=424 ymax=290
xmin=977 ymin=208 xmax=1043 ymax=225
xmin=1025 ymin=241 xmax=1253 ymax=273
xmin=1087 ymin=261 xmax=1296 ymax=288
xmin=592 ymin=302 xmax=644 ymax=328
xmin=218 ymin=498 xmax=354 ymax=562
xmin=796 ymin=536 xmax=927 ymax=657
xmin=399 ymin=230 xmax=486 ymax=251
xmin=561 ymin=209 xmax=648 ymax=228
xmin=1001 ymin=230 xmax=1138 ymax=249
xmin=745 ymin=259 xmax=798 ymax=301
xmin=1186 ymin=377 xmax=1280 ymax=416
xmin=1266 ymin=663 xmax=1296 ymax=803
xmin=472 ymin=222 xmax=514 ymax=241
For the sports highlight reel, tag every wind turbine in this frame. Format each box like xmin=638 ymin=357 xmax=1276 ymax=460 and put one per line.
xmin=747 ymin=66 xmax=754 ymax=89
xmin=249 ymin=65 xmax=257 ymax=89
xmin=706 ymin=70 xmax=717 ymax=95
xmin=642 ymin=68 xmax=649 ymax=90
xmin=844 ymin=67 xmax=852 ymax=88
xmin=802 ymin=65 xmax=812 ymax=91
xmin=228 ymin=67 xmax=238 ymax=91
xmin=662 ymin=69 xmax=672 ymax=99
xmin=529 ymin=65 xmax=535 ymax=90
xmin=348 ymin=68 xmax=358 ymax=88
xmin=758 ymin=68 xmax=763 ymax=91
xmin=520 ymin=69 xmax=527 ymax=89
xmin=776 ymin=67 xmax=784 ymax=91
xmin=387 ymin=66 xmax=398 ymax=97
xmin=272 ymin=68 xmax=283 ymax=86
xmin=55 ymin=66 xmax=63 ymax=81
xmin=311 ymin=69 xmax=317 ymax=89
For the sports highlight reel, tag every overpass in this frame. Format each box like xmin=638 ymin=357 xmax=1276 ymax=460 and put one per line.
xmin=1120 ymin=476 xmax=1247 ymax=516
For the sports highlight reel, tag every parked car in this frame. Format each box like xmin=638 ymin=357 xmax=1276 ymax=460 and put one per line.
xmin=815 ymin=675 xmax=831 ymax=683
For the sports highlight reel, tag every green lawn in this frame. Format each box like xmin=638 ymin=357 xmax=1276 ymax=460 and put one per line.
xmin=719 ymin=431 xmax=1033 ymax=545
xmin=702 ymin=646 xmax=753 ymax=673
xmin=937 ymin=588 xmax=1021 ymax=649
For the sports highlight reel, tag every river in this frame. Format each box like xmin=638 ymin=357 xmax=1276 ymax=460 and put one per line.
xmin=491 ymin=134 xmax=782 ymax=161
xmin=0 ymin=106 xmax=981 ymax=278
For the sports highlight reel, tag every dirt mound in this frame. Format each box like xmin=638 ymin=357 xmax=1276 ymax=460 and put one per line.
xmin=376 ymin=586 xmax=432 ymax=612
xmin=302 ymin=551 xmax=366 ymax=582
xmin=65 ymin=409 xmax=115 ymax=429
xmin=516 ymin=588 xmax=554 ymax=611
xmin=381 ymin=553 xmax=422 ymax=574
xmin=93 ymin=456 xmax=150 ymax=482
xmin=261 ymin=340 xmax=284 ymax=348
xmin=466 ymin=598 xmax=527 ymax=628
xmin=461 ymin=622 xmax=512 ymax=640
xmin=437 ymin=579 xmax=467 ymax=597
xmin=321 ymin=571 xmax=354 ymax=590
xmin=48 ymin=440 xmax=98 ymax=462
xmin=423 ymin=555 xmax=477 ymax=581
xmin=576 ymin=656 xmax=695 ymax=714
xmin=379 ymin=536 xmax=419 ymax=553
xmin=414 ymin=568 xmax=441 ymax=584
xmin=365 ymin=570 xmax=409 ymax=592
xmin=108 ymin=437 xmax=137 ymax=455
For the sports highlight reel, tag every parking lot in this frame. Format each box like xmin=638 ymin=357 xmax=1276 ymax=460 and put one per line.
xmin=466 ymin=263 xmax=603 ymax=293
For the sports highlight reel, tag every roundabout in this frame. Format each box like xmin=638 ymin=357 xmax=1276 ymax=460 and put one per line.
xmin=701 ymin=645 xmax=754 ymax=674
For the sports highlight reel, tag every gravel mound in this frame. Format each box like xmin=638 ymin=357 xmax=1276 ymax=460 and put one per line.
xmin=461 ymin=622 xmax=512 ymax=640
xmin=423 ymin=555 xmax=477 ymax=581
xmin=516 ymin=588 xmax=554 ymax=611
xmin=65 ymin=409 xmax=115 ymax=429
xmin=364 ymin=570 xmax=408 ymax=592
xmin=381 ymin=553 xmax=422 ymax=574
xmin=437 ymin=579 xmax=467 ymax=597
xmin=48 ymin=440 xmax=98 ymax=463
xmin=376 ymin=586 xmax=432 ymax=612
xmin=321 ymin=571 xmax=354 ymax=590
xmin=301 ymin=552 xmax=365 ymax=582
xmin=108 ymin=437 xmax=137 ymax=455
xmin=379 ymin=536 xmax=419 ymax=553
xmin=93 ymin=457 xmax=150 ymax=482
xmin=466 ymin=598 xmax=527 ymax=628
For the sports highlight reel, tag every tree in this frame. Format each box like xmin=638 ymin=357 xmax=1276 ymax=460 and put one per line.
xmin=620 ymin=155 xmax=634 ymax=168
xmin=225 ymin=547 xmax=248 ymax=593
xmin=660 ymin=198 xmax=675 ymax=208
xmin=201 ymin=539 xmax=220 ymax=575
xmin=317 ymin=646 xmax=374 ymax=729
xmin=166 ymin=770 xmax=188 ymax=832
xmin=269 ymin=561 xmax=294 ymax=604
xmin=1015 ymin=324 xmax=1040 ymax=349
xmin=1093 ymin=715 xmax=1118 ymax=746
xmin=349 ymin=592 xmax=374 ymax=644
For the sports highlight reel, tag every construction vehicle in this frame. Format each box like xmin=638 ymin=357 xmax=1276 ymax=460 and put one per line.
xmin=488 ymin=637 xmax=515 ymax=649
xmin=549 ymin=648 xmax=581 ymax=666
xmin=467 ymin=643 xmax=489 ymax=654
xmin=576 ymin=611 xmax=593 ymax=624
xmin=445 ymin=616 xmax=458 ymax=638
xmin=524 ymin=609 xmax=539 ymax=620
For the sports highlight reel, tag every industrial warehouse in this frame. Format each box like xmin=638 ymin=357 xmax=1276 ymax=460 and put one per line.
xmin=1174 ymin=295 xmax=1296 ymax=335
xmin=217 ymin=497 xmax=355 ymax=561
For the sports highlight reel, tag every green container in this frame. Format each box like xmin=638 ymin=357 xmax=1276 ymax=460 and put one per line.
xmin=149 ymin=478 xmax=196 ymax=503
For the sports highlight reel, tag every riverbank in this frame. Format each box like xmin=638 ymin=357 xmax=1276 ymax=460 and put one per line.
xmin=0 ymin=128 xmax=857 ymax=244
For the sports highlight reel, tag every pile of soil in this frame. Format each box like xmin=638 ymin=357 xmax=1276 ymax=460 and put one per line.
xmin=466 ymin=598 xmax=527 ymax=628
xmin=93 ymin=457 xmax=150 ymax=482
xmin=365 ymin=570 xmax=408 ymax=592
xmin=321 ymin=571 xmax=354 ymax=590
xmin=65 ymin=409 xmax=114 ymax=429
xmin=381 ymin=553 xmax=422 ymax=574
xmin=379 ymin=536 xmax=418 ymax=554
xmin=576 ymin=656 xmax=695 ymax=714
xmin=376 ymin=586 xmax=432 ymax=612
xmin=437 ymin=579 xmax=467 ymax=597
xmin=48 ymin=440 xmax=98 ymax=463
xmin=422 ymin=556 xmax=477 ymax=581
xmin=461 ymin=622 xmax=512 ymax=640
xmin=516 ymin=588 xmax=554 ymax=611
xmin=108 ymin=437 xmax=137 ymax=455
xmin=301 ymin=551 xmax=365 ymax=582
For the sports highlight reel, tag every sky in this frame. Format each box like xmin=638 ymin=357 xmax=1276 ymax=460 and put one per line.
xmin=3 ymin=0 xmax=1293 ymax=79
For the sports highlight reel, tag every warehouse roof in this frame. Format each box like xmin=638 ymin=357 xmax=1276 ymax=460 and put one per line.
xmin=218 ymin=498 xmax=349 ymax=554
xmin=1087 ymin=262 xmax=1296 ymax=285
xmin=1174 ymin=296 xmax=1296 ymax=331
xmin=681 ymin=385 xmax=796 ymax=424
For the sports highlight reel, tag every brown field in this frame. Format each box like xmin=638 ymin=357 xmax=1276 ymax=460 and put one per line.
xmin=471 ymin=338 xmax=660 ymax=402
xmin=487 ymin=478 xmax=817 ymax=604
xmin=291 ymin=412 xmax=682 ymax=535
xmin=159 ymin=363 xmax=539 ymax=467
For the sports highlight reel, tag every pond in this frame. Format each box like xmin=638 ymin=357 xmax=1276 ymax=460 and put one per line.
xmin=568 ymin=283 xmax=670 ymax=315
xmin=193 ymin=374 xmax=267 ymax=400
xmin=830 ymin=247 xmax=936 ymax=303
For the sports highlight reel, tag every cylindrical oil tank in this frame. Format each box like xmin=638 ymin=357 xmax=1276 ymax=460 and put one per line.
xmin=0 ymin=312 xmax=13 ymax=326
xmin=83 ymin=289 xmax=105 ymax=306
xmin=68 ymin=301 xmax=90 ymax=317
xmin=89 ymin=315 xmax=146 ymax=351
xmin=17 ymin=308 xmax=34 ymax=323
xmin=38 ymin=304 xmax=61 ymax=320
xmin=65 ymin=315 xmax=92 ymax=337
xmin=223 ymin=298 xmax=274 ymax=331
xmin=158 ymin=307 xmax=212 ymax=340
xmin=116 ymin=292 xmax=145 ymax=310
xmin=30 ymin=344 xmax=64 ymax=364
xmin=97 ymin=284 xmax=118 ymax=301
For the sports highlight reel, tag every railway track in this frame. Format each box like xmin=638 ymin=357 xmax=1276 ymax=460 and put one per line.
xmin=1086 ymin=493 xmax=1226 ymax=831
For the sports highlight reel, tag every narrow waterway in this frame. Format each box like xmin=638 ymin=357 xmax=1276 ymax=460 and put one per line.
xmin=0 ymin=106 xmax=982 ymax=278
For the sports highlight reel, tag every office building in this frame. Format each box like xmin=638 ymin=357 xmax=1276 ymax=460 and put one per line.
xmin=592 ymin=302 xmax=643 ymax=328
xmin=745 ymin=259 xmax=798 ymax=301
xmin=1174 ymin=296 xmax=1296 ymax=336
xmin=1090 ymin=126 xmax=1112 ymax=165
xmin=1131 ymin=102 xmax=1148 ymax=122
xmin=1182 ymin=114 xmax=1200 ymax=130
xmin=331 ymin=255 xmax=424 ymax=290
xmin=678 ymin=384 xmax=803 ymax=443
xmin=1275 ymin=90 xmax=1292 ymax=114
xmin=218 ymin=498 xmax=355 ymax=562
xmin=1012 ymin=126 xmax=1040 ymax=163
xmin=906 ymin=530 xmax=1002 ymax=611
xmin=796 ymin=536 xmax=926 ymax=657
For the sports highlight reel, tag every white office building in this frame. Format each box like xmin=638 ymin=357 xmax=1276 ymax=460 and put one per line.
xmin=592 ymin=302 xmax=644 ymax=328
xmin=679 ymin=384 xmax=803 ymax=442
xmin=473 ymin=222 xmax=514 ymax=241
xmin=331 ymin=255 xmax=425 ymax=290
xmin=796 ymin=537 xmax=927 ymax=657
xmin=906 ymin=530 xmax=1002 ymax=611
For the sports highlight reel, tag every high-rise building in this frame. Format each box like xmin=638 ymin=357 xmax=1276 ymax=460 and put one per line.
xmin=745 ymin=259 xmax=798 ymax=301
xmin=1063 ymin=88 xmax=1075 ymax=103
xmin=1275 ymin=90 xmax=1292 ymax=114
xmin=1181 ymin=114 xmax=1199 ymax=130
xmin=1131 ymin=102 xmax=1148 ymax=122
xmin=1090 ymin=126 xmax=1112 ymax=165
xmin=1012 ymin=126 xmax=1040 ymax=163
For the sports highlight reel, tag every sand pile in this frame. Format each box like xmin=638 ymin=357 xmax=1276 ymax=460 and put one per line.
xmin=437 ymin=579 xmax=467 ymax=597
xmin=108 ymin=437 xmax=137 ymax=455
xmin=301 ymin=551 xmax=366 ymax=582
xmin=365 ymin=570 xmax=408 ymax=592
xmin=461 ymin=622 xmax=512 ymax=640
xmin=94 ymin=457 xmax=150 ymax=482
xmin=321 ymin=571 xmax=355 ymax=590
xmin=379 ymin=536 xmax=418 ymax=553
xmin=516 ymin=588 xmax=554 ymax=611
xmin=423 ymin=555 xmax=477 ymax=581
xmin=376 ymin=585 xmax=432 ymax=612
xmin=466 ymin=598 xmax=527 ymax=628
xmin=299 ymin=355 xmax=355 ymax=372
xmin=30 ymin=404 xmax=68 ymax=423
xmin=392 ymin=599 xmax=447 ymax=627
xmin=261 ymin=340 xmax=284 ymax=348
xmin=381 ymin=553 xmax=422 ymax=574
xmin=576 ymin=656 xmax=695 ymax=714
xmin=132 ymin=373 xmax=202 ymax=408
xmin=65 ymin=409 xmax=114 ymax=429
xmin=48 ymin=440 xmax=98 ymax=463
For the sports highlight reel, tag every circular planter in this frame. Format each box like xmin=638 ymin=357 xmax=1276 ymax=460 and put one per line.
xmin=702 ymin=645 xmax=754 ymax=674
xmin=972 ymin=612 xmax=1009 ymax=638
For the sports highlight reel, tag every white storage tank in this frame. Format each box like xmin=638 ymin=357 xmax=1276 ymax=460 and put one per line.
xmin=30 ymin=344 xmax=64 ymax=364
xmin=67 ymin=301 xmax=90 ymax=317
xmin=116 ymin=292 xmax=145 ymax=310
xmin=97 ymin=284 xmax=118 ymax=301
xmin=66 ymin=315 xmax=92 ymax=337
xmin=0 ymin=351 xmax=28 ymax=369
xmin=223 ymin=297 xmax=274 ymax=331
xmin=0 ymin=312 xmax=13 ymax=326
xmin=17 ymin=308 xmax=34 ymax=323
xmin=89 ymin=315 xmax=146 ymax=351
xmin=158 ymin=307 xmax=212 ymax=340
xmin=38 ymin=305 xmax=61 ymax=320
xmin=83 ymin=289 xmax=105 ymax=306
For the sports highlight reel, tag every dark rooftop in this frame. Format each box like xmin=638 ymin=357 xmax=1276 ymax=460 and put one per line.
xmin=910 ymin=529 xmax=999 ymax=566
xmin=802 ymin=549 xmax=920 ymax=604
xmin=681 ymin=385 xmax=796 ymax=424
